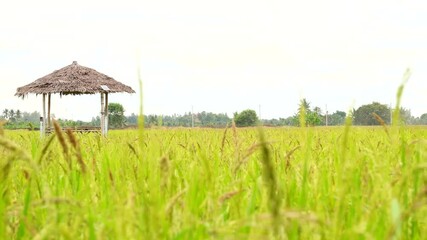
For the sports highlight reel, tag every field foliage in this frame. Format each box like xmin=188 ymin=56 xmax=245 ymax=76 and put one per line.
xmin=0 ymin=124 xmax=426 ymax=239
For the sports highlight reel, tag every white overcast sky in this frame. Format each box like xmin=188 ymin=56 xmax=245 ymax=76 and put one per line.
xmin=0 ymin=0 xmax=426 ymax=121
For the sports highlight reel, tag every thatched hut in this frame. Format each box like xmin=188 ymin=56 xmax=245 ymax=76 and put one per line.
xmin=15 ymin=61 xmax=135 ymax=136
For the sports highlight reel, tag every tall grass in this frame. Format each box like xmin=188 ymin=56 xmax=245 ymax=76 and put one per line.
xmin=0 ymin=125 xmax=425 ymax=239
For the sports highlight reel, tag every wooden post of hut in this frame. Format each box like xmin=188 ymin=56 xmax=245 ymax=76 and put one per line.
xmin=47 ymin=93 xmax=51 ymax=130
xmin=42 ymin=93 xmax=46 ymax=137
xmin=100 ymin=93 xmax=105 ymax=136
xmin=39 ymin=116 xmax=44 ymax=138
xmin=15 ymin=61 xmax=135 ymax=138
xmin=104 ymin=93 xmax=109 ymax=136
xmin=100 ymin=85 xmax=111 ymax=137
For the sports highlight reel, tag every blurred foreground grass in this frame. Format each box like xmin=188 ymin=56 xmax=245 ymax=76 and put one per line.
xmin=0 ymin=125 xmax=426 ymax=239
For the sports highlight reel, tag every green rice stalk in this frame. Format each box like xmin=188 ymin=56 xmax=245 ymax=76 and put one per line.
xmin=258 ymin=127 xmax=281 ymax=234
xmin=16 ymin=180 xmax=32 ymax=240
xmin=340 ymin=108 xmax=353 ymax=162
xmin=160 ymin=155 xmax=169 ymax=188
xmin=0 ymin=121 xmax=6 ymax=136
xmin=231 ymin=120 xmax=240 ymax=164
xmin=220 ymin=124 xmax=229 ymax=158
xmin=388 ymin=187 xmax=427 ymax=239
xmin=37 ymin=134 xmax=55 ymax=164
xmin=299 ymin=100 xmax=306 ymax=128
xmin=392 ymin=68 xmax=411 ymax=127
xmin=234 ymin=142 xmax=273 ymax=174
xmin=127 ymin=142 xmax=138 ymax=157
xmin=32 ymin=223 xmax=54 ymax=240
xmin=66 ymin=129 xmax=86 ymax=174
xmin=373 ymin=112 xmax=391 ymax=140
xmin=165 ymin=188 xmax=187 ymax=216
xmin=53 ymin=120 xmax=70 ymax=167
xmin=284 ymin=145 xmax=301 ymax=172
xmin=0 ymin=137 xmax=32 ymax=162
xmin=218 ymin=189 xmax=242 ymax=204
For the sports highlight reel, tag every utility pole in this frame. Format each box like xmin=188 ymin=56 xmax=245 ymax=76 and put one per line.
xmin=325 ymin=104 xmax=328 ymax=126
xmin=191 ymin=105 xmax=194 ymax=128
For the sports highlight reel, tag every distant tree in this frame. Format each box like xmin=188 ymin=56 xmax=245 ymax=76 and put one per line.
xmin=348 ymin=108 xmax=356 ymax=123
xmin=174 ymin=112 xmax=192 ymax=127
xmin=354 ymin=102 xmax=390 ymax=125
xmin=263 ymin=118 xmax=279 ymax=126
xmin=292 ymin=99 xmax=322 ymax=126
xmin=150 ymin=112 xmax=230 ymax=128
xmin=57 ymin=119 xmax=80 ymax=127
xmin=160 ymin=115 xmax=174 ymax=127
xmin=336 ymin=111 xmax=346 ymax=119
xmin=209 ymin=113 xmax=231 ymax=127
xmin=307 ymin=112 xmax=322 ymax=126
xmin=2 ymin=109 xmax=9 ymax=119
xmin=313 ymin=106 xmax=322 ymax=115
xmin=398 ymin=108 xmax=413 ymax=124
xmin=9 ymin=110 xmax=15 ymax=122
xmin=157 ymin=115 xmax=163 ymax=127
xmin=419 ymin=113 xmax=427 ymax=125
xmin=108 ymin=103 xmax=126 ymax=128
xmin=298 ymin=99 xmax=311 ymax=113
xmin=282 ymin=116 xmax=294 ymax=126
xmin=91 ymin=116 xmax=100 ymax=126
xmin=263 ymin=117 xmax=296 ymax=127
xmin=147 ymin=115 xmax=159 ymax=127
xmin=126 ymin=113 xmax=138 ymax=125
xmin=196 ymin=111 xmax=206 ymax=126
xmin=191 ymin=111 xmax=231 ymax=127
xmin=16 ymin=110 xmax=22 ymax=121
xmin=328 ymin=111 xmax=346 ymax=126
xmin=234 ymin=109 xmax=259 ymax=127
xmin=22 ymin=111 xmax=41 ymax=124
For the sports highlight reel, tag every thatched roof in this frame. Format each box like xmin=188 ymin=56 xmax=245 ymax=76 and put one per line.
xmin=15 ymin=61 xmax=135 ymax=97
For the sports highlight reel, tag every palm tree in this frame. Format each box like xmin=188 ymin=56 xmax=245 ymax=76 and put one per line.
xmin=16 ymin=110 xmax=22 ymax=120
xmin=313 ymin=106 xmax=322 ymax=115
xmin=9 ymin=109 xmax=15 ymax=122
xmin=2 ymin=109 xmax=8 ymax=119
xmin=298 ymin=98 xmax=311 ymax=113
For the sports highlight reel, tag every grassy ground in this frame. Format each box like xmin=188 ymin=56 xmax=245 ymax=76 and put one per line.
xmin=0 ymin=125 xmax=426 ymax=239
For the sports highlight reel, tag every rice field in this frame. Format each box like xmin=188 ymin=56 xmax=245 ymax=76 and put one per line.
xmin=0 ymin=124 xmax=426 ymax=239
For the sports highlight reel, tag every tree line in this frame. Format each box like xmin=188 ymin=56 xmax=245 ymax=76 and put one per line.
xmin=264 ymin=99 xmax=427 ymax=127
xmin=2 ymin=100 xmax=427 ymax=129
